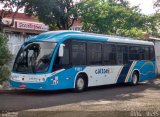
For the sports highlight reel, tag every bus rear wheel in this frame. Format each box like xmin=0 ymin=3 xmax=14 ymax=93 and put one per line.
xmin=131 ymin=72 xmax=139 ymax=85
xmin=74 ymin=75 xmax=87 ymax=92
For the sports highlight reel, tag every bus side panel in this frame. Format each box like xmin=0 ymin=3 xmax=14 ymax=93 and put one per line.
xmin=45 ymin=67 xmax=85 ymax=90
xmin=10 ymin=67 xmax=85 ymax=91
xmin=83 ymin=66 xmax=123 ymax=86
xmin=127 ymin=61 xmax=157 ymax=82
xmin=116 ymin=61 xmax=133 ymax=84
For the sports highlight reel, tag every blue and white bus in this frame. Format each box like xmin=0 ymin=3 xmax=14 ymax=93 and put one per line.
xmin=10 ymin=31 xmax=157 ymax=91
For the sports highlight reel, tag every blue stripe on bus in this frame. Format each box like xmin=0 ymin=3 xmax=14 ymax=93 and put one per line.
xmin=116 ymin=61 xmax=133 ymax=84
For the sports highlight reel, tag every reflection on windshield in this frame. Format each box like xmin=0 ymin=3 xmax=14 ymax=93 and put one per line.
xmin=13 ymin=42 xmax=57 ymax=73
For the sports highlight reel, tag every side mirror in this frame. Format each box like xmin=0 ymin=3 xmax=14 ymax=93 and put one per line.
xmin=58 ymin=44 xmax=65 ymax=57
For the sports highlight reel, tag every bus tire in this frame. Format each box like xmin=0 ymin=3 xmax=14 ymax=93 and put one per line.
xmin=131 ymin=72 xmax=139 ymax=85
xmin=74 ymin=75 xmax=87 ymax=92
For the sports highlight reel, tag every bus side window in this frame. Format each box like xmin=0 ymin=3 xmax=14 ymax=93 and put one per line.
xmin=144 ymin=47 xmax=150 ymax=60
xmin=129 ymin=46 xmax=139 ymax=60
xmin=72 ymin=41 xmax=86 ymax=65
xmin=149 ymin=46 xmax=155 ymax=60
xmin=87 ymin=42 xmax=102 ymax=65
xmin=61 ymin=46 xmax=70 ymax=65
xmin=139 ymin=46 xmax=150 ymax=60
xmin=116 ymin=45 xmax=128 ymax=65
xmin=52 ymin=41 xmax=70 ymax=71
xmin=139 ymin=47 xmax=145 ymax=60
xmin=103 ymin=44 xmax=116 ymax=65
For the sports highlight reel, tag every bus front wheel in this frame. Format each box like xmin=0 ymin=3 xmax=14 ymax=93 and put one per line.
xmin=74 ymin=75 xmax=87 ymax=92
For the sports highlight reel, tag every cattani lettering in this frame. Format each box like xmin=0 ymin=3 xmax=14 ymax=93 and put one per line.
xmin=95 ymin=68 xmax=110 ymax=74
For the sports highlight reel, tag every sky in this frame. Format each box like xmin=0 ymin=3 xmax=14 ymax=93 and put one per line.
xmin=127 ymin=0 xmax=157 ymax=15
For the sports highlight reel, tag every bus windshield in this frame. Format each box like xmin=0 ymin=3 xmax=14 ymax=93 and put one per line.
xmin=13 ymin=42 xmax=57 ymax=73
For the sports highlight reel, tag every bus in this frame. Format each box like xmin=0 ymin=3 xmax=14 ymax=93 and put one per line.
xmin=10 ymin=31 xmax=157 ymax=91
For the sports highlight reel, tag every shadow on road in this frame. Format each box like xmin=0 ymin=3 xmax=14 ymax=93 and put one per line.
xmin=0 ymin=78 xmax=159 ymax=111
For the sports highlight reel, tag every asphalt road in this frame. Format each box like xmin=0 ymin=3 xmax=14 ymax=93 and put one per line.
xmin=0 ymin=78 xmax=160 ymax=112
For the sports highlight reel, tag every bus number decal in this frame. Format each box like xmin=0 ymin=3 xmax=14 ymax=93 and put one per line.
xmin=53 ymin=76 xmax=59 ymax=85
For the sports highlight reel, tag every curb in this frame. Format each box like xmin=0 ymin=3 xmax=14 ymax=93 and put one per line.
xmin=0 ymin=88 xmax=24 ymax=94
xmin=0 ymin=89 xmax=37 ymax=94
xmin=0 ymin=89 xmax=17 ymax=94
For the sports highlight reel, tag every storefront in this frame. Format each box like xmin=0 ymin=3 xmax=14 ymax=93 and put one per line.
xmin=2 ymin=12 xmax=49 ymax=55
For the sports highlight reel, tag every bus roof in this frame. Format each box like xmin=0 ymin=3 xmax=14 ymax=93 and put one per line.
xmin=27 ymin=30 xmax=154 ymax=45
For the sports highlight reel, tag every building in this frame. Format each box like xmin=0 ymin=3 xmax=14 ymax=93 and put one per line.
xmin=69 ymin=18 xmax=82 ymax=31
xmin=149 ymin=37 xmax=160 ymax=75
xmin=1 ymin=11 xmax=49 ymax=55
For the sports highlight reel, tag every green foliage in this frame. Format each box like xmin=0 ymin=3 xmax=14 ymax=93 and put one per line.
xmin=78 ymin=0 xmax=153 ymax=39
xmin=0 ymin=65 xmax=10 ymax=83
xmin=117 ymin=28 xmax=145 ymax=39
xmin=0 ymin=33 xmax=11 ymax=83
xmin=24 ymin=0 xmax=78 ymax=30
xmin=23 ymin=0 xmax=160 ymax=38
xmin=148 ymin=13 xmax=160 ymax=38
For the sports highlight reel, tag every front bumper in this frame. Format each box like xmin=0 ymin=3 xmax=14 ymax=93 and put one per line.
xmin=10 ymin=80 xmax=49 ymax=90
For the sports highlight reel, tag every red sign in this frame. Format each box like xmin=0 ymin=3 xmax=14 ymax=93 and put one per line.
xmin=16 ymin=21 xmax=49 ymax=31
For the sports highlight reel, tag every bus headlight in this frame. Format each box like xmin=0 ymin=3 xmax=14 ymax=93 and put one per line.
xmin=37 ymin=78 xmax=46 ymax=82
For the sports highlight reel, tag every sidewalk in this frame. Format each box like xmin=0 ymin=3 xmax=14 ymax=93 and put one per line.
xmin=0 ymin=82 xmax=15 ymax=93
xmin=0 ymin=87 xmax=15 ymax=93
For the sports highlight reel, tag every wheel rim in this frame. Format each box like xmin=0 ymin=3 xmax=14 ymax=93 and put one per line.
xmin=133 ymin=74 xmax=138 ymax=84
xmin=77 ymin=78 xmax=84 ymax=90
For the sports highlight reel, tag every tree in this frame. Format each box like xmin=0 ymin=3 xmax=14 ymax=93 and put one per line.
xmin=78 ymin=0 xmax=152 ymax=39
xmin=0 ymin=0 xmax=27 ymax=32
xmin=148 ymin=0 xmax=160 ymax=37
xmin=108 ymin=0 xmax=129 ymax=7
xmin=148 ymin=13 xmax=160 ymax=38
xmin=0 ymin=0 xmax=26 ymax=83
xmin=24 ymin=0 xmax=78 ymax=30
xmin=0 ymin=33 xmax=11 ymax=83
xmin=154 ymin=0 xmax=160 ymax=12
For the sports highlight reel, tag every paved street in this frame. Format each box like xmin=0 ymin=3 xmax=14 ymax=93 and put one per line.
xmin=0 ymin=78 xmax=160 ymax=112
